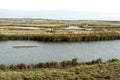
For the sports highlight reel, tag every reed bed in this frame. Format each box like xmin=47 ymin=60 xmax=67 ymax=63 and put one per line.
xmin=0 ymin=30 xmax=120 ymax=42
xmin=0 ymin=19 xmax=120 ymax=42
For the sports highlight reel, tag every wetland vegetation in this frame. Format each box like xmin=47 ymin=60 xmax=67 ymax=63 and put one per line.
xmin=0 ymin=59 xmax=120 ymax=80
xmin=0 ymin=19 xmax=120 ymax=80
xmin=0 ymin=19 xmax=120 ymax=42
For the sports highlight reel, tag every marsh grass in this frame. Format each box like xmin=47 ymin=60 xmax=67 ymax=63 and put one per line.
xmin=0 ymin=59 xmax=119 ymax=80
xmin=0 ymin=58 xmax=118 ymax=71
xmin=0 ymin=19 xmax=120 ymax=42
xmin=0 ymin=30 xmax=120 ymax=42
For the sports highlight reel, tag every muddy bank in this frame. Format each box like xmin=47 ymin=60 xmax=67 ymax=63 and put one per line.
xmin=13 ymin=46 xmax=38 ymax=48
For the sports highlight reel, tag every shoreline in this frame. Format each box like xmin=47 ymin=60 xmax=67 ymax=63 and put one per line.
xmin=0 ymin=58 xmax=119 ymax=71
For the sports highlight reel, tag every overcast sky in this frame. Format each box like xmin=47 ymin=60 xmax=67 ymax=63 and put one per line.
xmin=0 ymin=0 xmax=120 ymax=20
xmin=0 ymin=0 xmax=120 ymax=12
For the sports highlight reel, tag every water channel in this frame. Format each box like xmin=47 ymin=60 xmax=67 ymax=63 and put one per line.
xmin=0 ymin=40 xmax=119 ymax=64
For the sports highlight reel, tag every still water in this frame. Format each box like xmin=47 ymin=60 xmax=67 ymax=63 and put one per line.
xmin=0 ymin=40 xmax=120 ymax=64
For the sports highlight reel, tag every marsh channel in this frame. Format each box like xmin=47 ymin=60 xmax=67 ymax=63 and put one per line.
xmin=0 ymin=40 xmax=119 ymax=65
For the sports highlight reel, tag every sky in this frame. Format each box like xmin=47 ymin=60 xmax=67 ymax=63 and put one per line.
xmin=0 ymin=0 xmax=120 ymax=20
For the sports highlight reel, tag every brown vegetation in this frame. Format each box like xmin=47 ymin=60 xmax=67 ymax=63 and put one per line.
xmin=0 ymin=58 xmax=118 ymax=71
xmin=0 ymin=30 xmax=120 ymax=42
xmin=0 ymin=59 xmax=119 ymax=80
xmin=0 ymin=19 xmax=120 ymax=42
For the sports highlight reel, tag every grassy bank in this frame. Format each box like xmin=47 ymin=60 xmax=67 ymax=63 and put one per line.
xmin=0 ymin=59 xmax=119 ymax=80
